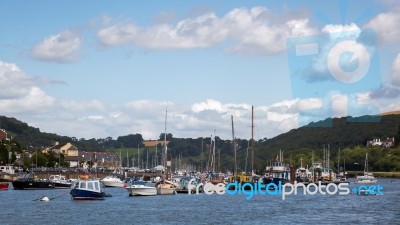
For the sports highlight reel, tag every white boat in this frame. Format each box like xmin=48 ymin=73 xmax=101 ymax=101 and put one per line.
xmin=49 ymin=175 xmax=73 ymax=189
xmin=126 ymin=181 xmax=157 ymax=196
xmin=100 ymin=175 xmax=124 ymax=187
xmin=295 ymin=158 xmax=312 ymax=182
xmin=265 ymin=151 xmax=291 ymax=184
xmin=355 ymin=153 xmax=377 ymax=184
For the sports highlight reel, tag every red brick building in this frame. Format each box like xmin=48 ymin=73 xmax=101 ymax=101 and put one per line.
xmin=0 ymin=129 xmax=8 ymax=141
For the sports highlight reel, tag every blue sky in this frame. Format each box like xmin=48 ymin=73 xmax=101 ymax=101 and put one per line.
xmin=1 ymin=0 xmax=400 ymax=141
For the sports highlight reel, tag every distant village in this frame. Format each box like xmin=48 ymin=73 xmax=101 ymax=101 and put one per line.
xmin=0 ymin=128 xmax=168 ymax=171
xmin=0 ymin=128 xmax=397 ymax=170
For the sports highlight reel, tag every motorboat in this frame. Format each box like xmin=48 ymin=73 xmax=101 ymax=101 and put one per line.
xmin=126 ymin=181 xmax=157 ymax=196
xmin=49 ymin=175 xmax=73 ymax=189
xmin=100 ymin=175 xmax=124 ymax=187
xmin=12 ymin=173 xmax=55 ymax=190
xmin=70 ymin=180 xmax=108 ymax=200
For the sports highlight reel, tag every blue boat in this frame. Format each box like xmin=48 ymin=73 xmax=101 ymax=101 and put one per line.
xmin=70 ymin=180 xmax=107 ymax=200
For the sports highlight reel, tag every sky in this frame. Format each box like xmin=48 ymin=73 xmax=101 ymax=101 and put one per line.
xmin=1 ymin=0 xmax=400 ymax=141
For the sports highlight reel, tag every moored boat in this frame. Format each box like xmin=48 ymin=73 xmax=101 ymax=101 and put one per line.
xmin=156 ymin=110 xmax=176 ymax=195
xmin=126 ymin=181 xmax=157 ymax=196
xmin=70 ymin=180 xmax=107 ymax=200
xmin=100 ymin=175 xmax=124 ymax=188
xmin=0 ymin=182 xmax=9 ymax=190
xmin=156 ymin=182 xmax=176 ymax=195
xmin=355 ymin=153 xmax=377 ymax=184
xmin=12 ymin=173 xmax=55 ymax=190
xmin=49 ymin=175 xmax=73 ymax=189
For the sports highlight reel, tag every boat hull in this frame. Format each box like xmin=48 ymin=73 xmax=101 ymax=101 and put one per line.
xmin=101 ymin=181 xmax=124 ymax=188
xmin=70 ymin=189 xmax=106 ymax=200
xmin=156 ymin=183 xmax=176 ymax=195
xmin=0 ymin=182 xmax=9 ymax=190
xmin=12 ymin=180 xmax=55 ymax=190
xmin=354 ymin=179 xmax=377 ymax=184
xmin=126 ymin=186 xmax=157 ymax=196
xmin=53 ymin=182 xmax=73 ymax=189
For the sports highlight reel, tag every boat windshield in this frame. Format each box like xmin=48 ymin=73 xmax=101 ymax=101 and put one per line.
xmin=94 ymin=182 xmax=100 ymax=191
xmin=87 ymin=182 xmax=94 ymax=190
xmin=79 ymin=182 xmax=86 ymax=189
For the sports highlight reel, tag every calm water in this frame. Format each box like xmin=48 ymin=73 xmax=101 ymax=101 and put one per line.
xmin=1 ymin=178 xmax=399 ymax=225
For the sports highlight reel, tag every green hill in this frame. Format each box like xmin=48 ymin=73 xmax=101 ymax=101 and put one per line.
xmin=260 ymin=115 xmax=400 ymax=151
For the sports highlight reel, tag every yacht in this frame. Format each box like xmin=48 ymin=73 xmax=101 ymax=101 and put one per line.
xmin=355 ymin=153 xmax=377 ymax=184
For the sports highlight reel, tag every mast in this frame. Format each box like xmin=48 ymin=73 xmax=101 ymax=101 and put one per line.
xmin=155 ymin=140 xmax=158 ymax=166
xmin=146 ymin=148 xmax=149 ymax=170
xmin=126 ymin=149 xmax=129 ymax=168
xmin=231 ymin=115 xmax=237 ymax=176
xmin=212 ymin=129 xmax=216 ymax=173
xmin=338 ymin=147 xmax=340 ymax=173
xmin=137 ymin=144 xmax=140 ymax=169
xmin=251 ymin=105 xmax=255 ymax=174
xmin=201 ymin=137 xmax=203 ymax=173
xmin=365 ymin=153 xmax=368 ymax=175
xmin=163 ymin=110 xmax=168 ymax=181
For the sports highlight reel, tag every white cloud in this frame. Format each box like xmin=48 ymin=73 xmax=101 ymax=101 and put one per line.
xmin=365 ymin=11 xmax=400 ymax=45
xmin=322 ymin=23 xmax=361 ymax=34
xmin=0 ymin=86 xmax=55 ymax=113
xmin=30 ymin=30 xmax=82 ymax=63
xmin=0 ymin=60 xmax=55 ymax=113
xmin=0 ymin=61 xmax=39 ymax=99
xmin=97 ymin=7 xmax=317 ymax=54
xmin=392 ymin=53 xmax=400 ymax=86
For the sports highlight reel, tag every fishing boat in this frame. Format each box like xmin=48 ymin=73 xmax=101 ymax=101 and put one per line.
xmin=355 ymin=153 xmax=377 ymax=184
xmin=156 ymin=110 xmax=176 ymax=195
xmin=0 ymin=182 xmax=9 ymax=190
xmin=12 ymin=173 xmax=55 ymax=190
xmin=126 ymin=180 xmax=157 ymax=196
xmin=70 ymin=180 xmax=107 ymax=200
xmin=265 ymin=151 xmax=291 ymax=185
xmin=49 ymin=175 xmax=72 ymax=189
xmin=295 ymin=158 xmax=312 ymax=182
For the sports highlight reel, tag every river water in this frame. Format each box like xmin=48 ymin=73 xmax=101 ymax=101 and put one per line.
xmin=1 ymin=178 xmax=399 ymax=225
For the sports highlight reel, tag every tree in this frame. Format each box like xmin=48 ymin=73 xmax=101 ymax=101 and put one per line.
xmin=159 ymin=133 xmax=173 ymax=141
xmin=33 ymin=152 xmax=48 ymax=167
xmin=0 ymin=144 xmax=8 ymax=164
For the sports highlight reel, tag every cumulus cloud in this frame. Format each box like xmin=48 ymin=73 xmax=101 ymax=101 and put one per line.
xmin=365 ymin=11 xmax=400 ymax=45
xmin=0 ymin=60 xmax=55 ymax=113
xmin=30 ymin=30 xmax=82 ymax=63
xmin=392 ymin=53 xmax=400 ymax=86
xmin=97 ymin=7 xmax=317 ymax=54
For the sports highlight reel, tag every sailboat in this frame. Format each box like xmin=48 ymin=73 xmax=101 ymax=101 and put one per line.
xmin=355 ymin=153 xmax=377 ymax=184
xmin=156 ymin=110 xmax=176 ymax=195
